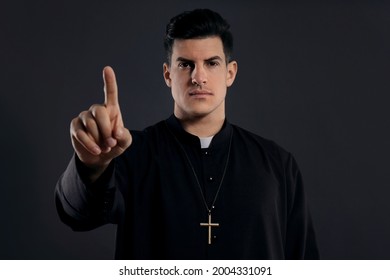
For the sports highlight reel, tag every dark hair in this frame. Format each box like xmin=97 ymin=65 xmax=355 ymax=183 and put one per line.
xmin=164 ymin=9 xmax=233 ymax=64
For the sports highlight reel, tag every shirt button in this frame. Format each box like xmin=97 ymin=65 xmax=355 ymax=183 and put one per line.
xmin=208 ymin=177 xmax=214 ymax=182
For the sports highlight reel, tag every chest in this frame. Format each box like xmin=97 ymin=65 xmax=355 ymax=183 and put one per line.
xmin=148 ymin=142 xmax=286 ymax=221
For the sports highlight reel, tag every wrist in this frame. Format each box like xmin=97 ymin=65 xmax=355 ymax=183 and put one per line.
xmin=75 ymin=155 xmax=112 ymax=184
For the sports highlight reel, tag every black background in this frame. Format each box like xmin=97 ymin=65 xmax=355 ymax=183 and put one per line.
xmin=1 ymin=0 xmax=389 ymax=259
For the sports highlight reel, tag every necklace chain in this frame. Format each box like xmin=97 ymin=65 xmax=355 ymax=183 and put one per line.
xmin=165 ymin=121 xmax=233 ymax=213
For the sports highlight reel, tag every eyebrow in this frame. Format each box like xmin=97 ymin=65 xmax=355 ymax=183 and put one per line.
xmin=176 ymin=56 xmax=224 ymax=63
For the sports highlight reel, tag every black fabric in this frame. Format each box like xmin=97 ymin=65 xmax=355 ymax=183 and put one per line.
xmin=55 ymin=115 xmax=319 ymax=259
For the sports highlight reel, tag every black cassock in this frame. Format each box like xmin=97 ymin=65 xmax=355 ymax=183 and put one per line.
xmin=56 ymin=115 xmax=319 ymax=259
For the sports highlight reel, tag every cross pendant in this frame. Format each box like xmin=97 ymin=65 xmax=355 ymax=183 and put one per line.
xmin=200 ymin=213 xmax=219 ymax=245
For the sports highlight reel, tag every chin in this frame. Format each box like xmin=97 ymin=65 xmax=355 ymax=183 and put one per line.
xmin=189 ymin=108 xmax=221 ymax=119
xmin=176 ymin=102 xmax=224 ymax=119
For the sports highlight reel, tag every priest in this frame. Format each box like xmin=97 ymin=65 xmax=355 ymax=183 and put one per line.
xmin=55 ymin=9 xmax=319 ymax=259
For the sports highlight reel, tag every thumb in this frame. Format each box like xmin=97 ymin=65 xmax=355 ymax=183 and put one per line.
xmin=112 ymin=126 xmax=132 ymax=153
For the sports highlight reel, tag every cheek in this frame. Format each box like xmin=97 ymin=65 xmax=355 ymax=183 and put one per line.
xmin=218 ymin=73 xmax=230 ymax=87
xmin=170 ymin=83 xmax=186 ymax=102
xmin=170 ymin=81 xmax=185 ymax=96
xmin=171 ymin=72 xmax=189 ymax=88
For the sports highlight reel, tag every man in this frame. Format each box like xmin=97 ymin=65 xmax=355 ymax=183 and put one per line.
xmin=56 ymin=9 xmax=319 ymax=259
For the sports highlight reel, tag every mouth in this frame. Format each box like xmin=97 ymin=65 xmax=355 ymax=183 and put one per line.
xmin=189 ymin=89 xmax=213 ymax=97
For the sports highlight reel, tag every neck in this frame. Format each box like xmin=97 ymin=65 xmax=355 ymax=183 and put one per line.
xmin=175 ymin=114 xmax=225 ymax=137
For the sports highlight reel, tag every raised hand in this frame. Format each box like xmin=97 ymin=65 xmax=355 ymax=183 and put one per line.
xmin=70 ymin=66 xmax=132 ymax=179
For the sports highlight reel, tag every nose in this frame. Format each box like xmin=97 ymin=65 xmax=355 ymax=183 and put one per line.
xmin=191 ymin=65 xmax=207 ymax=86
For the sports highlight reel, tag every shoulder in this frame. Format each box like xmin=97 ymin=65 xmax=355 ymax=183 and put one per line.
xmin=231 ymin=124 xmax=291 ymax=160
xmin=117 ymin=120 xmax=167 ymax=167
xmin=231 ymin=124 xmax=302 ymax=183
xmin=129 ymin=120 xmax=167 ymax=140
xmin=124 ymin=119 xmax=171 ymax=156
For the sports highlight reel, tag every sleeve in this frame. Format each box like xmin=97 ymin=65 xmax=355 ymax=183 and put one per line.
xmin=284 ymin=153 xmax=320 ymax=259
xmin=55 ymin=154 xmax=117 ymax=231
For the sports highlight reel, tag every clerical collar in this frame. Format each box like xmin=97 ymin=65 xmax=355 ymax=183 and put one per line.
xmin=199 ymin=136 xmax=213 ymax=149
xmin=165 ymin=114 xmax=232 ymax=149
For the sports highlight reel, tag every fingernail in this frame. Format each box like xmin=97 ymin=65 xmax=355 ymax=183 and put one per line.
xmin=92 ymin=146 xmax=101 ymax=155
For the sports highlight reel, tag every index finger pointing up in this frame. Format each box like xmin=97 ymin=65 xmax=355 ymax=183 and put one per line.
xmin=103 ymin=66 xmax=119 ymax=106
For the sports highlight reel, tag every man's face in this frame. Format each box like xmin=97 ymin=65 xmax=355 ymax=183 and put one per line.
xmin=163 ymin=37 xmax=237 ymax=120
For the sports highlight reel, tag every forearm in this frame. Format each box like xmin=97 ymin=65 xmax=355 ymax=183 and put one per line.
xmin=55 ymin=154 xmax=116 ymax=231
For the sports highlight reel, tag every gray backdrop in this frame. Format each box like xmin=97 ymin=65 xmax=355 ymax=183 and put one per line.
xmin=1 ymin=0 xmax=389 ymax=259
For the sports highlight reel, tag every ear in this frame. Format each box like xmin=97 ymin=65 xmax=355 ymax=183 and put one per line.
xmin=226 ymin=60 xmax=238 ymax=87
xmin=163 ymin=63 xmax=172 ymax=87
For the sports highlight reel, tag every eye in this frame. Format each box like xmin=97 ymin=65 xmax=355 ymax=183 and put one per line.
xmin=207 ymin=60 xmax=220 ymax=67
xmin=178 ymin=62 xmax=193 ymax=69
